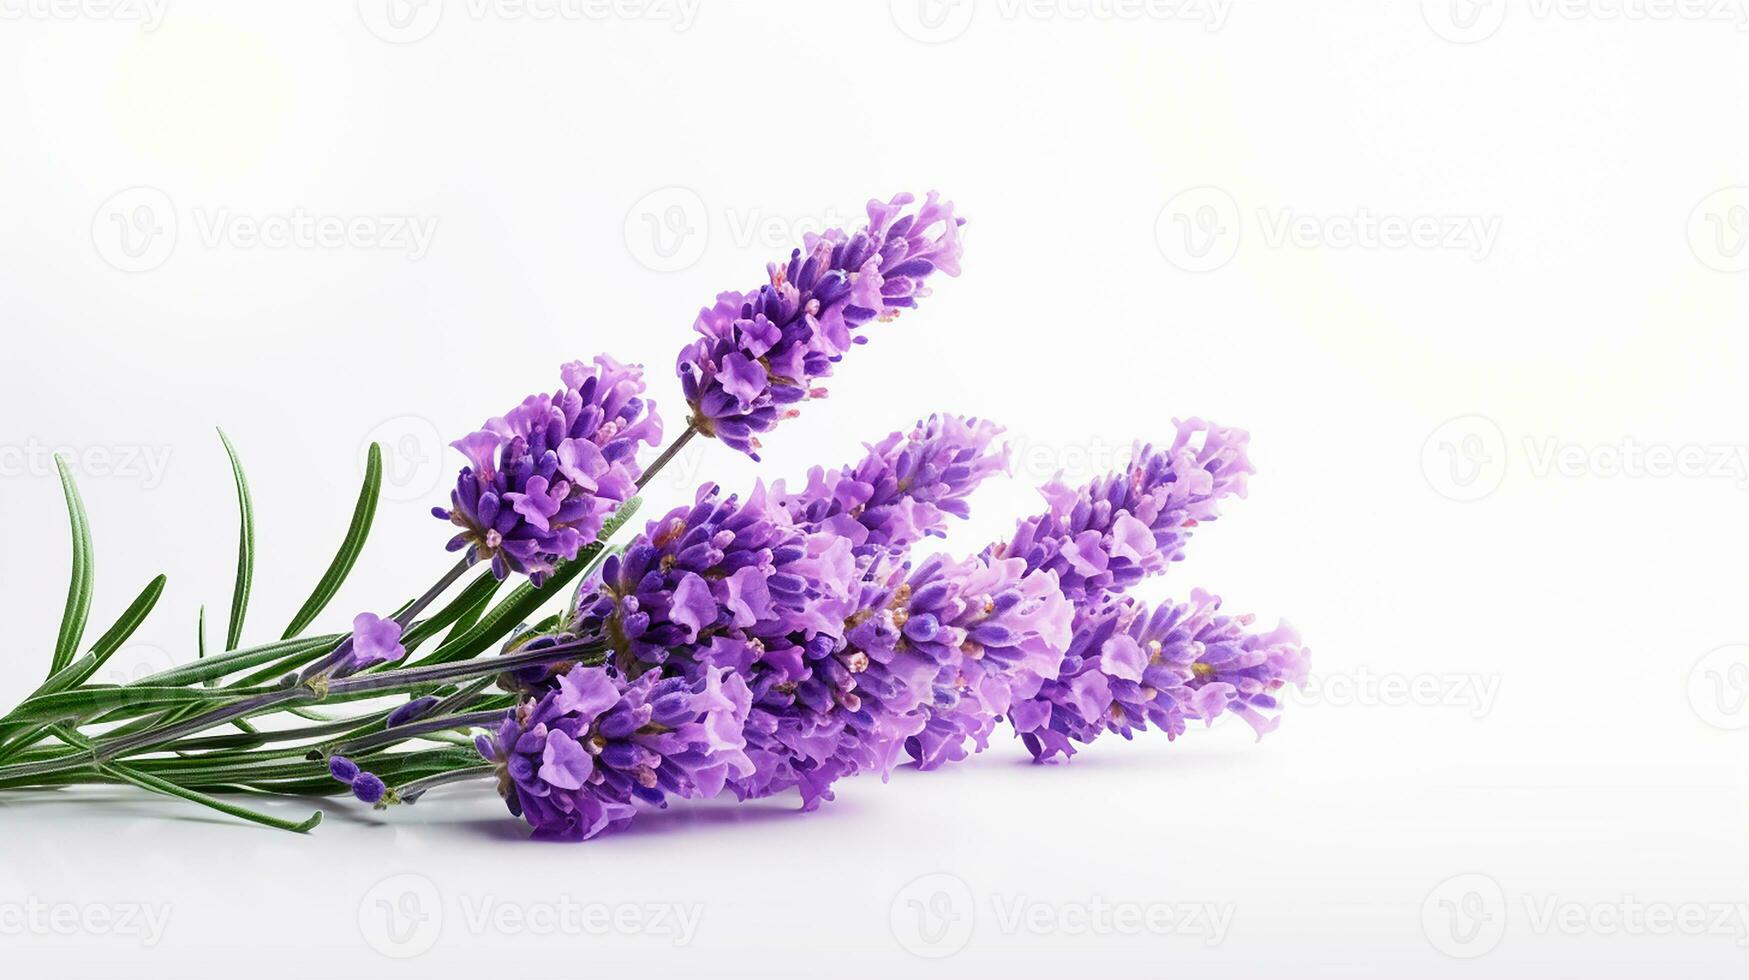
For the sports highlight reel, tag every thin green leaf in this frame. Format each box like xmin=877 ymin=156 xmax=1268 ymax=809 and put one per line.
xmin=98 ymin=761 xmax=322 ymax=833
xmin=37 ymin=575 xmax=166 ymax=696
xmin=400 ymin=571 xmax=498 ymax=650
xmin=42 ymin=724 xmax=319 ymax=831
xmin=9 ymin=685 xmax=276 ymax=725
xmin=410 ymin=497 xmax=641 ymax=668
xmin=217 ymin=428 xmax=254 ymax=652
xmin=282 ymin=443 xmax=382 ymax=639
xmin=198 ymin=605 xmax=213 ymax=687
xmin=135 ymin=634 xmax=339 ymax=688
xmin=444 ymin=576 xmax=501 ymax=643
xmin=50 ymin=455 xmax=95 ymax=676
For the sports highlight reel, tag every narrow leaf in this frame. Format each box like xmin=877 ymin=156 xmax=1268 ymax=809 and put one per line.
xmin=50 ymin=456 xmax=94 ymax=676
xmin=9 ymin=685 xmax=271 ymax=724
xmin=98 ymin=760 xmax=322 ymax=833
xmin=136 ymin=634 xmax=339 ymax=689
xmin=410 ymin=497 xmax=641 ymax=668
xmin=282 ymin=443 xmax=382 ymax=639
xmin=217 ymin=429 xmax=254 ymax=652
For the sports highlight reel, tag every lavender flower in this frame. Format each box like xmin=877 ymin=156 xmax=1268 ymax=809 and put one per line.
xmin=893 ymin=554 xmax=1074 ymax=770
xmin=994 ymin=418 xmax=1252 ymax=608
xmin=436 ymin=356 xmax=662 ymax=583
xmin=1010 ymin=590 xmax=1309 ymax=762
xmin=728 ymin=553 xmax=925 ymax=809
xmin=568 ymin=482 xmax=857 ymax=680
xmin=776 ymin=414 xmax=1007 ymax=557
xmin=477 ymin=664 xmax=753 ymax=841
xmin=678 ymin=192 xmax=964 ymax=458
xmin=331 ymin=613 xmax=404 ymax=678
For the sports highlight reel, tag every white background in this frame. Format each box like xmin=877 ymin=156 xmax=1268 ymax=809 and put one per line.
xmin=1 ymin=1 xmax=1746 ymax=977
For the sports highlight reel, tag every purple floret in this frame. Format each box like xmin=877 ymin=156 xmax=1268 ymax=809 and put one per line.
xmin=1010 ymin=590 xmax=1309 ymax=762
xmin=678 ymin=192 xmax=965 ymax=458
xmin=478 ymin=664 xmax=753 ymax=841
xmin=776 ymin=414 xmax=1007 ymax=558
xmin=436 ymin=356 xmax=662 ymax=583
xmin=569 ymin=481 xmax=858 ymax=680
xmin=994 ymin=418 xmax=1253 ymax=607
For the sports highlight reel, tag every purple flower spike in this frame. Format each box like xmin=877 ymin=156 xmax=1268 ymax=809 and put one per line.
xmin=1010 ymin=590 xmax=1309 ymax=762
xmin=777 ymin=414 xmax=1008 ymax=557
xmin=995 ymin=418 xmax=1253 ymax=608
xmin=328 ymin=756 xmax=360 ymax=783
xmin=568 ymin=482 xmax=858 ymax=681
xmin=677 ymin=192 xmax=965 ymax=458
xmin=893 ymin=554 xmax=1074 ymax=771
xmin=478 ymin=664 xmax=754 ymax=841
xmin=435 ymin=356 xmax=662 ymax=583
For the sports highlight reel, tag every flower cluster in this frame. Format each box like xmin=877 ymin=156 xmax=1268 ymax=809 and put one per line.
xmin=1009 ymin=591 xmax=1309 ymax=762
xmin=568 ymin=482 xmax=858 ymax=680
xmin=776 ymin=414 xmax=1007 ymax=558
xmin=677 ymin=192 xmax=964 ymax=458
xmin=445 ymin=192 xmax=1308 ymax=843
xmin=477 ymin=664 xmax=752 ymax=841
xmin=994 ymin=418 xmax=1253 ymax=607
xmin=436 ymin=356 xmax=662 ymax=583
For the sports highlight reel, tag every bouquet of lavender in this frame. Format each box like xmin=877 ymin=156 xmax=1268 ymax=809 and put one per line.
xmin=0 ymin=192 xmax=1309 ymax=841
